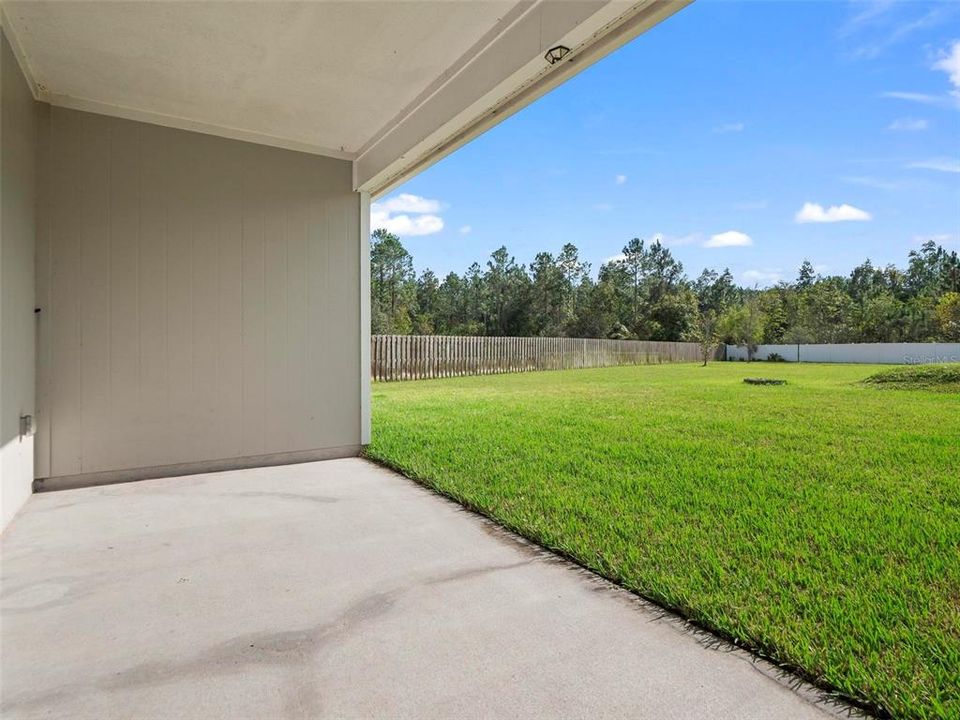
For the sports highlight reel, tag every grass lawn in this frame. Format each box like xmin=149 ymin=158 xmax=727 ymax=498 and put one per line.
xmin=366 ymin=362 xmax=960 ymax=719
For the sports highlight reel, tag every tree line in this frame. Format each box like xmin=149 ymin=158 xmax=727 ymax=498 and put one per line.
xmin=370 ymin=228 xmax=960 ymax=353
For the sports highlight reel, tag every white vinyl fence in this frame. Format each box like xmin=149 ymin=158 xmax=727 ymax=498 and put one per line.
xmin=725 ymin=343 xmax=960 ymax=364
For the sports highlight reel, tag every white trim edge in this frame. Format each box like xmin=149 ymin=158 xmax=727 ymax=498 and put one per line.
xmin=359 ymin=191 xmax=372 ymax=446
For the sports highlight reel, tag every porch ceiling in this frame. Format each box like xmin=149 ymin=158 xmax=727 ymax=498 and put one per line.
xmin=1 ymin=0 xmax=690 ymax=195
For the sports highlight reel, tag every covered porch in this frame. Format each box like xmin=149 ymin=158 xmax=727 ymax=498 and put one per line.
xmin=2 ymin=0 xmax=689 ymax=529
xmin=1 ymin=458 xmax=838 ymax=719
xmin=0 ymin=2 xmax=846 ymax=717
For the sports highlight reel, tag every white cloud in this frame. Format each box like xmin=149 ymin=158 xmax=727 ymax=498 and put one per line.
xmin=615 ymin=174 xmax=627 ymax=185
xmin=846 ymin=6 xmax=953 ymax=60
xmin=933 ymin=40 xmax=960 ymax=92
xmin=604 ymin=253 xmax=626 ymax=264
xmin=882 ymin=40 xmax=960 ymax=109
xmin=742 ymin=269 xmax=783 ymax=285
xmin=704 ymin=230 xmax=752 ymax=248
xmin=458 ymin=225 xmax=472 ymax=235
xmin=370 ymin=210 xmax=444 ymax=237
xmin=376 ymin=193 xmax=441 ymax=214
xmin=794 ymin=202 xmax=872 ymax=223
xmin=840 ymin=175 xmax=902 ymax=190
xmin=907 ymin=157 xmax=960 ymax=173
xmin=713 ymin=122 xmax=745 ymax=134
xmin=840 ymin=0 xmax=895 ymax=33
xmin=880 ymin=90 xmax=950 ymax=106
xmin=371 ymin=193 xmax=445 ymax=236
xmin=887 ymin=117 xmax=927 ymax=131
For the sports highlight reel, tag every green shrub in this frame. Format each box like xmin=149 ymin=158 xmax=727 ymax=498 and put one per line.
xmin=863 ymin=363 xmax=960 ymax=391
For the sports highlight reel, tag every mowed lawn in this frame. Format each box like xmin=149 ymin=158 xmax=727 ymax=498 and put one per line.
xmin=366 ymin=362 xmax=960 ymax=719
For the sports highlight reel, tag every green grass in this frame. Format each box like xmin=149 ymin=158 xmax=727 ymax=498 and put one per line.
xmin=863 ymin=363 xmax=960 ymax=392
xmin=366 ymin=362 xmax=960 ymax=719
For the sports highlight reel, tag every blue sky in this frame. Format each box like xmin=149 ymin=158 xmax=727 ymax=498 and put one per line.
xmin=371 ymin=0 xmax=960 ymax=287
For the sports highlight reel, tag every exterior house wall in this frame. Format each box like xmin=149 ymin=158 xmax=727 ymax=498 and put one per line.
xmin=1 ymin=28 xmax=38 ymax=530
xmin=36 ymin=106 xmax=363 ymax=488
xmin=725 ymin=343 xmax=960 ymax=364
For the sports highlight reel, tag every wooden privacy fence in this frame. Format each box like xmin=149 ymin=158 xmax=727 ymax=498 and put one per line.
xmin=371 ymin=335 xmax=711 ymax=381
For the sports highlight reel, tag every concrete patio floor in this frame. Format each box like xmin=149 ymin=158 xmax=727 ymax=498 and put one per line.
xmin=1 ymin=458 xmax=852 ymax=719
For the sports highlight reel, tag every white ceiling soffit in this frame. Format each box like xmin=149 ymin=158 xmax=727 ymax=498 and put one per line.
xmin=0 ymin=0 xmax=690 ymax=196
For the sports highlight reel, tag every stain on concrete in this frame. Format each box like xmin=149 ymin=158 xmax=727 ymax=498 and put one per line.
xmin=26 ymin=501 xmax=78 ymax=514
xmin=0 ymin=582 xmax=71 ymax=610
xmin=0 ymin=588 xmax=398 ymax=717
xmin=0 ymin=574 xmax=92 ymax=614
xmin=230 ymin=491 xmax=340 ymax=506
xmin=421 ymin=558 xmax=536 ymax=586
xmin=0 ymin=560 xmax=539 ymax=717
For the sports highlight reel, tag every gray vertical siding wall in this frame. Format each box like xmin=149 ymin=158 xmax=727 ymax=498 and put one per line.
xmin=1 ymin=28 xmax=38 ymax=530
xmin=36 ymin=107 xmax=362 ymax=486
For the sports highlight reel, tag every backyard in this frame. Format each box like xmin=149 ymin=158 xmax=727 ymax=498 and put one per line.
xmin=366 ymin=362 xmax=960 ymax=720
